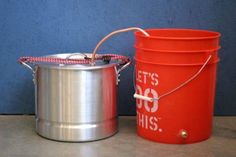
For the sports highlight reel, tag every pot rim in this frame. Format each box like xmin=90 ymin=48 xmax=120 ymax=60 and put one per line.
xmin=35 ymin=53 xmax=123 ymax=70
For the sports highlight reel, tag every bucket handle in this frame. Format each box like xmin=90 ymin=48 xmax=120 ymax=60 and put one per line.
xmin=91 ymin=27 xmax=150 ymax=65
xmin=133 ymin=55 xmax=212 ymax=102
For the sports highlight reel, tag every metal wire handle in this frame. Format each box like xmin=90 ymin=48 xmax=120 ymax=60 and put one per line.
xmin=91 ymin=27 xmax=150 ymax=65
xmin=134 ymin=55 xmax=213 ymax=102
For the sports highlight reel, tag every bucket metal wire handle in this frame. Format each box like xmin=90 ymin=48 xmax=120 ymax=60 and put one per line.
xmin=133 ymin=55 xmax=212 ymax=102
xmin=91 ymin=27 xmax=150 ymax=65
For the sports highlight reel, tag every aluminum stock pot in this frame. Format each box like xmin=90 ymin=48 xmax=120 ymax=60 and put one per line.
xmin=19 ymin=53 xmax=131 ymax=142
xmin=19 ymin=27 xmax=149 ymax=142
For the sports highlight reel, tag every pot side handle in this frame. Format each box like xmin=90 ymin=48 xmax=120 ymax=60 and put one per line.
xmin=117 ymin=58 xmax=132 ymax=74
xmin=18 ymin=58 xmax=36 ymax=74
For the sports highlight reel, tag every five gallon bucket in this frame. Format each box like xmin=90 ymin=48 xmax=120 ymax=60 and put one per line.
xmin=134 ymin=29 xmax=220 ymax=144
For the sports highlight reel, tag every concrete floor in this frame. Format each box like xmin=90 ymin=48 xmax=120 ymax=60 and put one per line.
xmin=0 ymin=116 xmax=236 ymax=157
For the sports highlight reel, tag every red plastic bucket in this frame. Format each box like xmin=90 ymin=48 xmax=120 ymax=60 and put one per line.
xmin=134 ymin=58 xmax=219 ymax=144
xmin=135 ymin=46 xmax=220 ymax=64
xmin=86 ymin=27 xmax=220 ymax=144
xmin=134 ymin=28 xmax=220 ymax=144
xmin=135 ymin=29 xmax=220 ymax=51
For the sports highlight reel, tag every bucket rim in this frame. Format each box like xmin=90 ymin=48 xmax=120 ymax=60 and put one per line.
xmin=134 ymin=57 xmax=220 ymax=66
xmin=134 ymin=45 xmax=221 ymax=53
xmin=135 ymin=28 xmax=221 ymax=40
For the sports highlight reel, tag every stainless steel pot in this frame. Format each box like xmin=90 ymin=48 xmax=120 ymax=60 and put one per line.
xmin=21 ymin=53 xmax=131 ymax=142
xmin=19 ymin=27 xmax=149 ymax=142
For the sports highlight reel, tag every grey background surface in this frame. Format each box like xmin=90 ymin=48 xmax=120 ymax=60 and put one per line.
xmin=0 ymin=0 xmax=235 ymax=115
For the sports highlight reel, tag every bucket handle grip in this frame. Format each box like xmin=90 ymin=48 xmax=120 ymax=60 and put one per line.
xmin=133 ymin=55 xmax=212 ymax=102
xmin=91 ymin=27 xmax=150 ymax=65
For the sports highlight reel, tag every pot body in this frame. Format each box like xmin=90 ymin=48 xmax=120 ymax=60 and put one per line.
xmin=34 ymin=64 xmax=118 ymax=142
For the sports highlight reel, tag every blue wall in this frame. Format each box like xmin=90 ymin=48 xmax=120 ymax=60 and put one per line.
xmin=0 ymin=0 xmax=235 ymax=115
